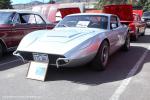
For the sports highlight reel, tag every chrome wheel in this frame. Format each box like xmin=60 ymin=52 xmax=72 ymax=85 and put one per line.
xmin=101 ymin=45 xmax=109 ymax=66
xmin=92 ymin=41 xmax=109 ymax=71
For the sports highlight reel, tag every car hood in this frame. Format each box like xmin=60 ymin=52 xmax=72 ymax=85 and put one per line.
xmin=39 ymin=28 xmax=97 ymax=43
xmin=142 ymin=16 xmax=150 ymax=19
xmin=17 ymin=27 xmax=106 ymax=55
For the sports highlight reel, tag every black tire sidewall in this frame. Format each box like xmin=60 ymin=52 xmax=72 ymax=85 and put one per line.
xmin=123 ymin=34 xmax=130 ymax=51
xmin=92 ymin=41 xmax=109 ymax=71
xmin=0 ymin=44 xmax=3 ymax=58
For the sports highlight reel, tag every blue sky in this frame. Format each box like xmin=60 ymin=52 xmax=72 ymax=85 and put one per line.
xmin=11 ymin=0 xmax=50 ymax=4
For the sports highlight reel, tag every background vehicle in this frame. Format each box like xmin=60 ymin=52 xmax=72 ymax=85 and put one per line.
xmin=14 ymin=13 xmax=130 ymax=71
xmin=103 ymin=4 xmax=146 ymax=41
xmin=142 ymin=11 xmax=150 ymax=27
xmin=32 ymin=3 xmax=82 ymax=23
xmin=132 ymin=13 xmax=146 ymax=36
xmin=0 ymin=10 xmax=55 ymax=57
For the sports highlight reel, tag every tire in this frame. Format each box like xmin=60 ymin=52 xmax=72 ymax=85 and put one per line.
xmin=122 ymin=33 xmax=130 ymax=51
xmin=141 ymin=28 xmax=145 ymax=36
xmin=91 ymin=41 xmax=109 ymax=71
xmin=132 ymin=29 xmax=139 ymax=41
xmin=0 ymin=44 xmax=3 ymax=58
xmin=132 ymin=31 xmax=138 ymax=41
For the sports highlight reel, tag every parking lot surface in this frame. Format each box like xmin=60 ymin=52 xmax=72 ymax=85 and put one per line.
xmin=0 ymin=29 xmax=150 ymax=100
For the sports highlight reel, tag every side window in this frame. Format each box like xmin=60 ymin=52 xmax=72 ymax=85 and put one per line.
xmin=28 ymin=14 xmax=36 ymax=24
xmin=55 ymin=11 xmax=62 ymax=22
xmin=13 ymin=13 xmax=21 ymax=24
xmin=110 ymin=16 xmax=118 ymax=29
xmin=35 ymin=14 xmax=46 ymax=24
xmin=19 ymin=14 xmax=29 ymax=24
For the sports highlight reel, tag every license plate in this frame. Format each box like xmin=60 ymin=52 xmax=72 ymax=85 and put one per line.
xmin=33 ymin=53 xmax=49 ymax=62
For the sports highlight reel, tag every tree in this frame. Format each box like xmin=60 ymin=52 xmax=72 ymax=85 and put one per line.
xmin=48 ymin=0 xmax=56 ymax=4
xmin=96 ymin=0 xmax=128 ymax=9
xmin=96 ymin=0 xmax=146 ymax=10
xmin=0 ymin=0 xmax=12 ymax=9
xmin=143 ymin=1 xmax=150 ymax=11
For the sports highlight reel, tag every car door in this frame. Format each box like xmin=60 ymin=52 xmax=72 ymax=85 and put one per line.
xmin=0 ymin=12 xmax=16 ymax=48
xmin=11 ymin=13 xmax=29 ymax=47
xmin=28 ymin=14 xmax=47 ymax=32
xmin=35 ymin=14 xmax=55 ymax=30
xmin=109 ymin=16 xmax=120 ymax=53
xmin=27 ymin=14 xmax=54 ymax=32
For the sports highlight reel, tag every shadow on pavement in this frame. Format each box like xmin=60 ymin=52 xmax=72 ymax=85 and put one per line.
xmin=0 ymin=52 xmax=24 ymax=71
xmin=131 ymin=35 xmax=150 ymax=43
xmin=46 ymin=45 xmax=148 ymax=86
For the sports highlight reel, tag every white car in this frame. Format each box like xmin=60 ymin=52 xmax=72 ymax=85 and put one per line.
xmin=14 ymin=13 xmax=130 ymax=70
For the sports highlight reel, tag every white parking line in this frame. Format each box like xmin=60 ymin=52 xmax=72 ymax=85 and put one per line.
xmin=0 ymin=59 xmax=21 ymax=66
xmin=109 ymin=46 xmax=150 ymax=100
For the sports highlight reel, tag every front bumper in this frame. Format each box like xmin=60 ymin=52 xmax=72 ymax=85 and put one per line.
xmin=13 ymin=51 xmax=70 ymax=68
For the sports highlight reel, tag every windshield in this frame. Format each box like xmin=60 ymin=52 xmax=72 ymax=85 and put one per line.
xmin=0 ymin=12 xmax=14 ymax=24
xmin=143 ymin=12 xmax=150 ymax=17
xmin=56 ymin=15 xmax=108 ymax=29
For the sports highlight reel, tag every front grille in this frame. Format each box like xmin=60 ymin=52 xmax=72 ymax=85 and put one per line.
xmin=19 ymin=52 xmax=33 ymax=60
xmin=19 ymin=51 xmax=65 ymax=64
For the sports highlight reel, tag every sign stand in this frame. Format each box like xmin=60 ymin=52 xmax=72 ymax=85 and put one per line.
xmin=26 ymin=61 xmax=49 ymax=81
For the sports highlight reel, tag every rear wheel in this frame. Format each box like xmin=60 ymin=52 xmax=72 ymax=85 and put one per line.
xmin=132 ymin=29 xmax=139 ymax=41
xmin=0 ymin=44 xmax=3 ymax=58
xmin=141 ymin=28 xmax=146 ymax=36
xmin=122 ymin=33 xmax=130 ymax=51
xmin=92 ymin=41 xmax=109 ymax=71
xmin=132 ymin=31 xmax=139 ymax=41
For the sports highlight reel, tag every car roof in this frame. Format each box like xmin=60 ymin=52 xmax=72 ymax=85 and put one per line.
xmin=0 ymin=9 xmax=51 ymax=23
xmin=0 ymin=9 xmax=39 ymax=14
xmin=67 ymin=13 xmax=113 ymax=17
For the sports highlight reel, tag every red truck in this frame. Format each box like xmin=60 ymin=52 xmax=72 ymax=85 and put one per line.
xmin=103 ymin=4 xmax=146 ymax=41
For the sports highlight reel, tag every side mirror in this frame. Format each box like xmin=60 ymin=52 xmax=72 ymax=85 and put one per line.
xmin=111 ymin=23 xmax=117 ymax=29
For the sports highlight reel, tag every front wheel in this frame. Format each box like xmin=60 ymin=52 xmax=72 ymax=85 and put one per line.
xmin=92 ymin=41 xmax=109 ymax=71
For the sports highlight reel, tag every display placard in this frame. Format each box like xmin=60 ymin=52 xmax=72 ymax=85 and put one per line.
xmin=27 ymin=61 xmax=48 ymax=81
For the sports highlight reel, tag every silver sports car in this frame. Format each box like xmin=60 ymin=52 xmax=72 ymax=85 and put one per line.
xmin=14 ymin=13 xmax=130 ymax=70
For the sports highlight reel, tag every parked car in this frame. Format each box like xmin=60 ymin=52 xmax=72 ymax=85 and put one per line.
xmin=132 ymin=13 xmax=146 ymax=37
xmin=0 ymin=10 xmax=55 ymax=57
xmin=142 ymin=11 xmax=150 ymax=26
xmin=32 ymin=3 xmax=82 ymax=23
xmin=103 ymin=4 xmax=146 ymax=41
xmin=14 ymin=13 xmax=130 ymax=71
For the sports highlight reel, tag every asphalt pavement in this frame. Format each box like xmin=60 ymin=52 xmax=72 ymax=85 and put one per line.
xmin=0 ymin=29 xmax=150 ymax=100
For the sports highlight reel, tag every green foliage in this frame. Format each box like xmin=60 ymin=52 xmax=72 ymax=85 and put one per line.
xmin=0 ymin=0 xmax=12 ymax=9
xmin=48 ymin=0 xmax=55 ymax=4
xmin=143 ymin=1 xmax=150 ymax=11
xmin=96 ymin=0 xmax=150 ymax=11
xmin=96 ymin=0 xmax=129 ymax=9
